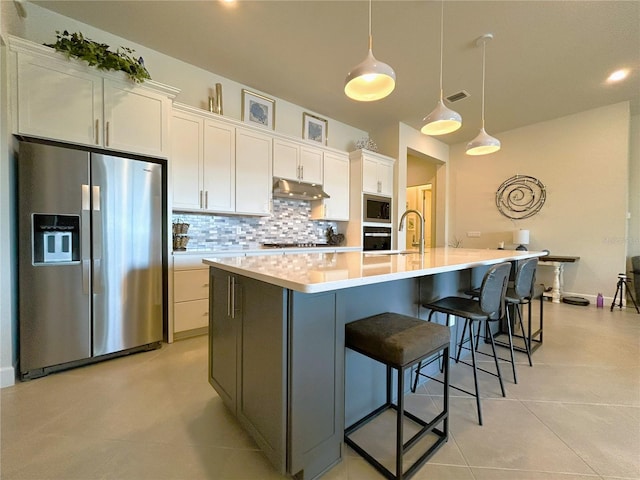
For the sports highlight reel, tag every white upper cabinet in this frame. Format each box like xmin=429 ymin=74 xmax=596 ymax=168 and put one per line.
xmin=273 ymin=138 xmax=323 ymax=184
xmin=171 ymin=105 xmax=271 ymax=216
xmin=171 ymin=111 xmax=203 ymax=210
xmin=203 ymin=120 xmax=236 ymax=212
xmin=15 ymin=55 xmax=102 ymax=146
xmin=8 ymin=35 xmax=179 ymax=158
xmin=102 ymin=79 xmax=172 ymax=157
xmin=172 ymin=112 xmax=237 ymax=212
xmin=311 ymin=151 xmax=350 ymax=221
xmin=273 ymin=139 xmax=299 ymax=180
xmin=357 ymin=151 xmax=394 ymax=196
xmin=236 ymin=128 xmax=272 ymax=215
xmin=299 ymin=145 xmax=323 ymax=184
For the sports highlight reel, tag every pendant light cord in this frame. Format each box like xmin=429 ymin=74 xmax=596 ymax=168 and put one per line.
xmin=481 ymin=39 xmax=486 ymax=129
xmin=438 ymin=0 xmax=444 ymax=100
xmin=368 ymin=0 xmax=373 ymax=50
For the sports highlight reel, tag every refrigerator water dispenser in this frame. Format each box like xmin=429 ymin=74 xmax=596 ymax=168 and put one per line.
xmin=32 ymin=214 xmax=80 ymax=264
xmin=43 ymin=231 xmax=72 ymax=262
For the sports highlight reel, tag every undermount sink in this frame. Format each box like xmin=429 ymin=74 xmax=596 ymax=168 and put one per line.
xmin=364 ymin=250 xmax=420 ymax=256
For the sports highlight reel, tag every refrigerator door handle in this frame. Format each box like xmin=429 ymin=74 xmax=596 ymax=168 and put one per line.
xmin=93 ymin=258 xmax=102 ymax=293
xmin=81 ymin=184 xmax=91 ymax=295
xmin=92 ymin=185 xmax=103 ymax=293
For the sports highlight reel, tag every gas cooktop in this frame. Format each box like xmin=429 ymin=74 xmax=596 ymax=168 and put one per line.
xmin=261 ymin=243 xmax=330 ymax=249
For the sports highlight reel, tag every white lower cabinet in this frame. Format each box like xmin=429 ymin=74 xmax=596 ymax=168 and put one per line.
xmin=173 ymin=256 xmax=210 ymax=337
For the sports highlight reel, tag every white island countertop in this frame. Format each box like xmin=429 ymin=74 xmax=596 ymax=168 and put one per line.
xmin=203 ymin=248 xmax=546 ymax=294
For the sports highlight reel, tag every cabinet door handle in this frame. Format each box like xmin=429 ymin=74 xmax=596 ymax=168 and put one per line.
xmin=230 ymin=276 xmax=236 ymax=319
xmin=300 ymin=165 xmax=304 ymax=180
xmin=200 ymin=190 xmax=204 ymax=209
xmin=205 ymin=190 xmax=209 ymax=209
xmin=105 ymin=121 xmax=110 ymax=146
xmin=95 ymin=119 xmax=100 ymax=145
xmin=227 ymin=276 xmax=231 ymax=317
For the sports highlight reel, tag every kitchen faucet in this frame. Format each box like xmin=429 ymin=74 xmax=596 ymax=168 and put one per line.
xmin=398 ymin=209 xmax=425 ymax=255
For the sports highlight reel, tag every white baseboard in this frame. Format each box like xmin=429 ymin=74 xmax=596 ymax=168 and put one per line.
xmin=0 ymin=365 xmax=16 ymax=388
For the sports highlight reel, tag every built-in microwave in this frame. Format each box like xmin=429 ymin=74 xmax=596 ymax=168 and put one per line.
xmin=363 ymin=194 xmax=391 ymax=223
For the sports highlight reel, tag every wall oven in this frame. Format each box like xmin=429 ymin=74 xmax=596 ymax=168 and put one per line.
xmin=363 ymin=226 xmax=392 ymax=251
xmin=363 ymin=194 xmax=391 ymax=224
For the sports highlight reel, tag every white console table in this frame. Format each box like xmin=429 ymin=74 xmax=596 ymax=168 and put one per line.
xmin=539 ymin=255 xmax=580 ymax=303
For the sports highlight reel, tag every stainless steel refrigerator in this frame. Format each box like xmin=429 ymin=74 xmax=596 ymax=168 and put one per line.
xmin=18 ymin=139 xmax=165 ymax=379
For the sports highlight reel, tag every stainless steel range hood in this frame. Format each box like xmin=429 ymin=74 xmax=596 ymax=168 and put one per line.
xmin=273 ymin=178 xmax=330 ymax=201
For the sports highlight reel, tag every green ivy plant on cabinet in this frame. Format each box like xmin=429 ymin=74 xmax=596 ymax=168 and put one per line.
xmin=8 ymin=35 xmax=178 ymax=158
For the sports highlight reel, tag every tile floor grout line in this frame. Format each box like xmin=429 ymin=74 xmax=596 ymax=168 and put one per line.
xmin=518 ymin=397 xmax=602 ymax=477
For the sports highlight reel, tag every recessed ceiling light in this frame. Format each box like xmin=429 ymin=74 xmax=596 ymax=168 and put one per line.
xmin=607 ymin=69 xmax=630 ymax=83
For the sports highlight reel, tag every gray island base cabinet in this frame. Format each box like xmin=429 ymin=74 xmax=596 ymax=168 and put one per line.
xmin=208 ymin=268 xmax=343 ymax=479
xmin=209 ymin=269 xmax=452 ymax=479
xmin=206 ymin=249 xmax=544 ymax=479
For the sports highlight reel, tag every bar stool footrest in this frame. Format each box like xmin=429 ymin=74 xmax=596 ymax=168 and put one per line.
xmin=345 ymin=403 xmax=448 ymax=480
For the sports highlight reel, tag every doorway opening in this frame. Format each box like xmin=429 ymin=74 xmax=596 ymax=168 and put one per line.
xmin=405 ymin=152 xmax=439 ymax=249
xmin=405 ymin=185 xmax=433 ymax=250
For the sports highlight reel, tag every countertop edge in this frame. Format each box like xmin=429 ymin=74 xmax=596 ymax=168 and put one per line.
xmin=203 ymin=249 xmax=546 ymax=294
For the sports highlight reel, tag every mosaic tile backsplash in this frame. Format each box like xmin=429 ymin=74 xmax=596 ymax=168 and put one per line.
xmin=173 ymin=198 xmax=342 ymax=251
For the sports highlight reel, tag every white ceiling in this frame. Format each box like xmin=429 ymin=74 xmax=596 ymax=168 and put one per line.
xmin=31 ymin=0 xmax=640 ymax=146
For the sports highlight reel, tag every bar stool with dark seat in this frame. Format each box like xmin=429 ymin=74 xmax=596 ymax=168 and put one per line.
xmin=412 ymin=262 xmax=512 ymax=426
xmin=499 ymin=257 xmax=538 ymax=376
xmin=466 ymin=257 xmax=539 ymax=383
xmin=345 ymin=312 xmax=450 ymax=480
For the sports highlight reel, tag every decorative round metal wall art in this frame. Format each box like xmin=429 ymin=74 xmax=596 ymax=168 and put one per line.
xmin=495 ymin=175 xmax=546 ymax=220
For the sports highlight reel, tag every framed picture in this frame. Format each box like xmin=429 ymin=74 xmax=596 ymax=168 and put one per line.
xmin=303 ymin=112 xmax=328 ymax=145
xmin=241 ymin=89 xmax=275 ymax=129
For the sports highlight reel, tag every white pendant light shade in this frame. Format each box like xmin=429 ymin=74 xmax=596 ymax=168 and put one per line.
xmin=344 ymin=0 xmax=395 ymax=102
xmin=344 ymin=48 xmax=396 ymax=102
xmin=466 ymin=33 xmax=501 ymax=156
xmin=421 ymin=99 xmax=462 ymax=135
xmin=421 ymin=1 xmax=461 ymax=136
xmin=466 ymin=127 xmax=501 ymax=155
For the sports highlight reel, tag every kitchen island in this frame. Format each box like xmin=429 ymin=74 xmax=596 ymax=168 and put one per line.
xmin=203 ymin=248 xmax=544 ymax=479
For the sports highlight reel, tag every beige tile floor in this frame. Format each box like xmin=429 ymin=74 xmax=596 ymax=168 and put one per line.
xmin=1 ymin=302 xmax=639 ymax=480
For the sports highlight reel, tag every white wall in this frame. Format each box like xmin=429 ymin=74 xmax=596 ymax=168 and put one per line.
xmin=449 ymin=102 xmax=631 ymax=301
xmin=0 ymin=0 xmax=21 ymax=387
xmin=628 ymin=113 xmax=639 ymax=259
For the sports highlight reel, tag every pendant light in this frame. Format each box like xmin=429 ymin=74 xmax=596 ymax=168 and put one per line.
xmin=421 ymin=1 xmax=461 ymax=135
xmin=344 ymin=0 xmax=396 ymax=102
xmin=466 ymin=33 xmax=501 ymax=156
